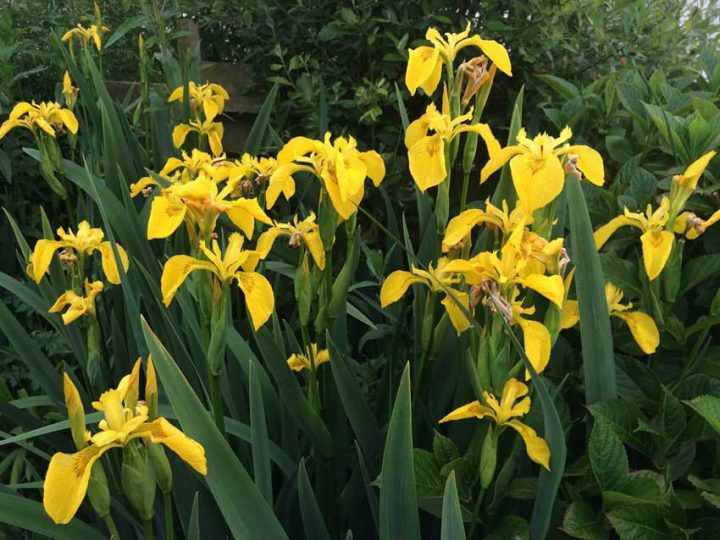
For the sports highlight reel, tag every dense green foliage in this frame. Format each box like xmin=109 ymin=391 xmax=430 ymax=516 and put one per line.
xmin=1 ymin=1 xmax=720 ymax=539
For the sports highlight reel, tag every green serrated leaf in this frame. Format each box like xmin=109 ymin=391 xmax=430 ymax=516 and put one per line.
xmin=589 ymin=420 xmax=628 ymax=491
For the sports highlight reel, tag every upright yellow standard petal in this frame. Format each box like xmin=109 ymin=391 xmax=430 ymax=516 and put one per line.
xmin=506 ymin=420 xmax=550 ymax=470
xmin=438 ymin=401 xmax=494 ymax=423
xmin=613 ymin=311 xmax=660 ymax=354
xmin=43 ymin=445 xmax=111 ymax=524
xmin=380 ymin=270 xmax=425 ymax=307
xmin=405 ymin=46 xmax=441 ymax=96
xmin=640 ymin=230 xmax=674 ymax=281
xmin=235 ymin=271 xmax=274 ymax=330
xmin=408 ymin=135 xmax=446 ymax=191
xmin=674 ymin=150 xmax=716 ymax=191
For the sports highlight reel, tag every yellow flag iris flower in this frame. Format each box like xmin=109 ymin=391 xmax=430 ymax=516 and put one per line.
xmin=267 ymin=133 xmax=385 ymax=219
xmin=405 ymin=23 xmax=512 ymax=96
xmin=594 ymin=197 xmax=674 ymax=281
xmin=673 ymin=209 xmax=720 ymax=240
xmin=443 ymin=199 xmax=529 ymax=252
xmin=479 ymin=126 xmax=604 ymax=212
xmin=287 ymin=343 xmax=330 ymax=372
xmin=62 ymin=72 xmax=78 ymax=109
xmin=561 ymin=283 xmax=659 ymax=354
xmin=405 ymin=102 xmax=494 ymax=191
xmin=61 ymin=23 xmax=109 ymax=52
xmin=380 ymin=258 xmax=472 ymax=335
xmin=168 ymin=81 xmax=229 ymax=122
xmin=131 ymin=149 xmax=228 ymax=197
xmin=439 ymin=377 xmax=550 ymax=470
xmin=146 ymin=177 xmax=271 ymax=240
xmin=28 ymin=220 xmax=129 ymax=284
xmin=509 ymin=293 xmax=553 ymax=378
xmin=172 ymin=119 xmax=224 ymax=157
xmin=43 ymin=360 xmax=206 ymax=524
xmin=256 ymin=212 xmax=326 ymax=269
xmin=49 ymin=280 xmax=104 ymax=325
xmin=161 ymin=233 xmax=274 ymax=329
xmin=0 ymin=101 xmax=78 ymax=140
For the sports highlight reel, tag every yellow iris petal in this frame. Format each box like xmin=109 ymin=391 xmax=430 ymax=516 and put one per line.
xmin=560 ymin=299 xmax=580 ymax=330
xmin=461 ymin=36 xmax=513 ymax=76
xmin=225 ymin=198 xmax=273 ymax=239
xmin=380 ymin=270 xmax=426 ymax=307
xmin=405 ymin=46 xmax=442 ymax=96
xmin=593 ymin=215 xmax=636 ymax=250
xmin=277 ymin=136 xmax=320 ymax=163
xmin=29 ymin=239 xmax=62 ymax=283
xmin=443 ymin=209 xmax=487 ymax=251
xmin=43 ymin=445 xmax=112 ymax=524
xmin=516 ymin=317 xmax=551 ymax=378
xmin=235 ymin=271 xmax=275 ymax=330
xmin=613 ymin=311 xmax=660 ymax=354
xmin=506 ymin=419 xmax=550 ymax=470
xmin=160 ymin=255 xmax=215 ymax=306
xmin=562 ymin=145 xmax=604 ymax=185
xmin=303 ymin=230 xmax=326 ymax=270
xmin=441 ymin=290 xmax=473 ymax=335
xmin=438 ymin=400 xmax=495 ymax=423
xmin=408 ymin=134 xmax=447 ymax=191
xmin=640 ymin=230 xmax=674 ymax=281
xmin=336 ymin=152 xmax=367 ymax=203
xmin=518 ymin=274 xmax=564 ymax=308
xmin=96 ymin=241 xmax=130 ymax=284
xmin=131 ymin=418 xmax=207 ymax=475
xmin=147 ymin=196 xmax=187 ymax=240
xmin=172 ymin=124 xmax=192 ymax=149
xmin=360 ymin=150 xmax=386 ymax=187
xmin=510 ymin=153 xmax=565 ymax=212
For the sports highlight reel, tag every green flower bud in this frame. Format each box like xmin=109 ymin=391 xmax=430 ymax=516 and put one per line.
xmin=147 ymin=443 xmax=173 ymax=494
xmin=479 ymin=425 xmax=498 ymax=489
xmin=87 ymin=462 xmax=111 ymax=519
xmin=121 ymin=441 xmax=157 ymax=522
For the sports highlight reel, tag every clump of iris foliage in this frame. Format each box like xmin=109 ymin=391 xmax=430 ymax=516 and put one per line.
xmin=1 ymin=3 xmax=720 ymax=540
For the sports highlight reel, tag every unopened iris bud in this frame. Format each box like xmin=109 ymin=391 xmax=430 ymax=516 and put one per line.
xmin=147 ymin=443 xmax=173 ymax=494
xmin=146 ymin=355 xmax=158 ymax=420
xmin=63 ymin=373 xmax=87 ymax=451
xmin=87 ymin=463 xmax=111 ymax=519
xmin=121 ymin=441 xmax=157 ymax=522
xmin=479 ymin=425 xmax=498 ymax=488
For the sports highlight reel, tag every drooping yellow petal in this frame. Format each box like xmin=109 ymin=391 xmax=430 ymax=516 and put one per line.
xmin=480 ymin=146 xmax=523 ymax=183
xmin=380 ymin=270 xmax=426 ymax=307
xmin=518 ymin=274 xmax=564 ymax=308
xmin=408 ymin=135 xmax=446 ymax=191
xmin=336 ymin=152 xmax=367 ymax=202
xmin=277 ymin=136 xmax=320 ymax=163
xmin=442 ymin=209 xmax=488 ymax=251
xmin=131 ymin=418 xmax=207 ymax=475
xmin=235 ymin=271 xmax=275 ymax=329
xmin=515 ymin=317 xmax=551 ymax=378
xmin=593 ymin=215 xmax=636 ymax=250
xmin=265 ymin=163 xmax=301 ymax=209
xmin=322 ymin=172 xmax=361 ymax=220
xmin=160 ymin=255 xmax=215 ymax=306
xmin=438 ymin=400 xmax=495 ymax=423
xmin=613 ymin=311 xmax=660 ymax=354
xmin=405 ymin=112 xmax=432 ymax=149
xmin=303 ymin=229 xmax=326 ymax=270
xmin=43 ymin=445 xmax=111 ymax=524
xmin=510 ymin=153 xmax=565 ymax=212
xmin=640 ymin=230 xmax=674 ymax=281
xmin=96 ymin=241 xmax=129 ymax=284
xmin=441 ymin=290 xmax=472 ymax=335
xmin=255 ymin=227 xmax=284 ymax=259
xmin=463 ymin=36 xmax=513 ymax=76
xmin=506 ymin=420 xmax=550 ymax=470
xmin=560 ymin=299 xmax=579 ymax=330
xmin=29 ymin=239 xmax=63 ymax=283
xmin=562 ymin=145 xmax=604 ymax=185
xmin=130 ymin=176 xmax=158 ymax=197
xmin=225 ymin=198 xmax=273 ymax=238
xmin=172 ymin=123 xmax=192 ymax=149
xmin=208 ymin=125 xmax=224 ymax=156
xmin=147 ymin=196 xmax=187 ymax=240
xmin=405 ymin=46 xmax=442 ymax=96
xmin=360 ymin=150 xmax=385 ymax=187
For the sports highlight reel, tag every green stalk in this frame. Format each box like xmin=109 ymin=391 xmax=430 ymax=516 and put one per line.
xmin=163 ymin=491 xmax=174 ymax=540
xmin=143 ymin=518 xmax=154 ymax=540
xmin=103 ymin=514 xmax=120 ymax=539
xmin=206 ymin=287 xmax=229 ymax=436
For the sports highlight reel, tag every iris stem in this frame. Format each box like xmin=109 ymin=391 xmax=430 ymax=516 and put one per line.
xmin=103 ymin=514 xmax=120 ymax=539
xmin=459 ymin=169 xmax=471 ymax=214
xmin=208 ymin=369 xmax=225 ymax=436
xmin=143 ymin=518 xmax=154 ymax=540
xmin=467 ymin=487 xmax=485 ymax=539
xmin=163 ymin=491 xmax=174 ymax=540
